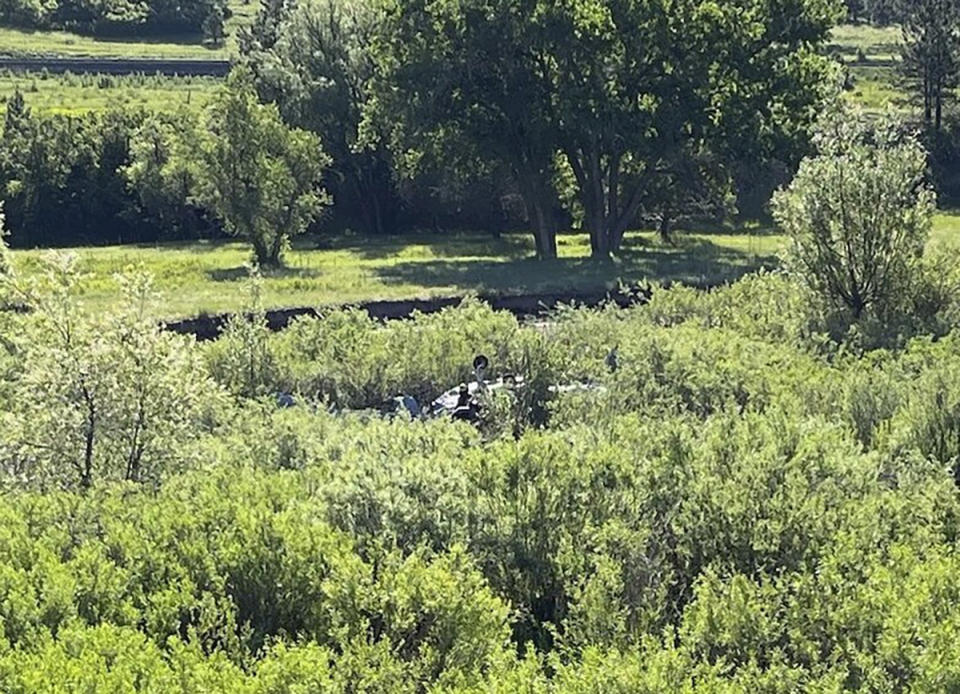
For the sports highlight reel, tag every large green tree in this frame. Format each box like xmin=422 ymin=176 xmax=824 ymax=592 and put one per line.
xmin=900 ymin=0 xmax=960 ymax=132
xmin=373 ymin=0 xmax=564 ymax=258
xmin=196 ymin=69 xmax=330 ymax=267
xmin=555 ymin=0 xmax=839 ymax=256
xmin=375 ymin=0 xmax=839 ymax=259
xmin=244 ymin=0 xmax=398 ymax=236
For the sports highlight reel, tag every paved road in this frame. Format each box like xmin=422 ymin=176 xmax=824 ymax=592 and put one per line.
xmin=0 ymin=56 xmax=231 ymax=76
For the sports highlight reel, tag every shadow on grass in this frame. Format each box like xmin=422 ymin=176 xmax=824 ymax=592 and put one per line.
xmin=326 ymin=231 xmax=536 ymax=261
xmin=372 ymin=237 xmax=778 ymax=294
xmin=207 ymin=266 xmax=324 ymax=282
xmin=98 ymin=35 xmax=211 ymax=49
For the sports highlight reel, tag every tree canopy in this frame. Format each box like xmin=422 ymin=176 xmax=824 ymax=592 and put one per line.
xmin=374 ymin=0 xmax=841 ymax=258
xmin=243 ymin=0 xmax=398 ymax=236
xmin=196 ymin=69 xmax=330 ymax=267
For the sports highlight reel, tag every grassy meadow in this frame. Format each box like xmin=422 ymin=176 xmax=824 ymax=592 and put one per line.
xmin=12 ymin=226 xmax=782 ymax=319
xmin=0 ymin=0 xmax=254 ymax=59
xmin=828 ymin=23 xmax=909 ymax=112
xmin=11 ymin=213 xmax=960 ymax=320
xmin=0 ymin=71 xmax=218 ymax=115
xmin=0 ymin=25 xmax=227 ymax=59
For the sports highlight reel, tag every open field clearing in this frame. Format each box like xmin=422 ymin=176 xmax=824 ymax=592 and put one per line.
xmin=0 ymin=0 xmax=253 ymax=59
xmin=0 ymin=71 xmax=217 ymax=115
xmin=829 ymin=23 xmax=909 ymax=112
xmin=12 ymin=214 xmax=960 ymax=320
xmin=829 ymin=23 xmax=902 ymax=64
xmin=13 ymin=226 xmax=784 ymax=319
xmin=0 ymin=25 xmax=228 ymax=59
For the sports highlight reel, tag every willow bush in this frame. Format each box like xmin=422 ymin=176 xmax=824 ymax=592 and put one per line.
xmin=3 ymin=239 xmax=960 ymax=690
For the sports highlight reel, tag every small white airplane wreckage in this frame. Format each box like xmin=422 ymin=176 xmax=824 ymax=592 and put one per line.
xmin=278 ymin=352 xmax=616 ymax=426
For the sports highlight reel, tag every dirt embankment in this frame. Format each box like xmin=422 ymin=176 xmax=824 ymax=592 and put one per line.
xmin=163 ymin=287 xmax=655 ymax=341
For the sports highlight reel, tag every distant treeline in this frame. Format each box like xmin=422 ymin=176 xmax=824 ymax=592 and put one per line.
xmin=0 ymin=89 xmax=792 ymax=249
xmin=0 ymin=0 xmax=225 ymax=37
xmin=844 ymin=0 xmax=902 ymax=25
xmin=0 ymin=93 xmax=517 ymax=247
xmin=6 ymin=0 xmax=960 ymax=253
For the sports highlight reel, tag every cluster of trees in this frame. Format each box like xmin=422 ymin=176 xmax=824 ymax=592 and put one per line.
xmin=0 ymin=73 xmax=326 ymax=265
xmin=6 ymin=0 xmax=960 ymax=260
xmin=899 ymin=0 xmax=960 ymax=139
xmin=838 ymin=0 xmax=960 ymax=138
xmin=0 ymin=0 xmax=845 ymax=259
xmin=1 ymin=121 xmax=960 ymax=687
xmin=844 ymin=0 xmax=903 ymax=24
xmin=0 ymin=81 xmax=510 ymax=257
xmin=0 ymin=92 xmax=154 ymax=248
xmin=241 ymin=0 xmax=841 ymax=258
xmin=0 ymin=0 xmax=228 ymax=39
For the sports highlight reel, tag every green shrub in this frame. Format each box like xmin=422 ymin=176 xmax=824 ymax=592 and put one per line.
xmin=4 ymin=254 xmax=960 ymax=688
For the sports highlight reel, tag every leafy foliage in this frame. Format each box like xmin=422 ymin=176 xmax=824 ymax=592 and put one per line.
xmin=4 ymin=170 xmax=960 ymax=688
xmin=373 ymin=0 xmax=840 ymax=257
xmin=196 ymin=69 xmax=330 ymax=267
xmin=0 ymin=0 xmax=227 ymax=37
xmin=772 ymin=111 xmax=936 ymax=332
xmin=243 ymin=0 xmax=400 ymax=236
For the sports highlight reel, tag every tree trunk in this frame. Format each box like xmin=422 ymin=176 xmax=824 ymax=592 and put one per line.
xmin=81 ymin=388 xmax=95 ymax=491
xmin=589 ymin=222 xmax=609 ymax=258
xmin=265 ymin=240 xmax=284 ymax=268
xmin=352 ymin=167 xmax=387 ymax=236
xmin=370 ymin=187 xmax=384 ymax=236
xmin=566 ymin=145 xmax=644 ymax=258
xmin=658 ymin=208 xmax=673 ymax=244
xmin=249 ymin=226 xmax=272 ymax=268
xmin=531 ymin=198 xmax=557 ymax=259
xmin=516 ymin=170 xmax=557 ymax=260
xmin=935 ymin=79 xmax=943 ymax=132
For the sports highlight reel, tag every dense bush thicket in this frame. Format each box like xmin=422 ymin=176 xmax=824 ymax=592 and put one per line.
xmin=0 ymin=95 xmax=198 ymax=247
xmin=3 ymin=222 xmax=960 ymax=688
xmin=0 ymin=0 xmax=225 ymax=36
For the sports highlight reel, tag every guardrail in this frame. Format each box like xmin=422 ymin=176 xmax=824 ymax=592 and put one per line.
xmin=0 ymin=56 xmax=231 ymax=76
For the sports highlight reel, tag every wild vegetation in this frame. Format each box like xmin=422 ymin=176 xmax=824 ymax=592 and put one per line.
xmin=0 ymin=0 xmax=840 ymax=256
xmin=3 ymin=1 xmax=960 ymax=688
xmin=8 ymin=225 xmax=784 ymax=317
xmin=0 ymin=0 xmax=229 ymax=41
xmin=2 ymin=121 xmax=960 ymax=688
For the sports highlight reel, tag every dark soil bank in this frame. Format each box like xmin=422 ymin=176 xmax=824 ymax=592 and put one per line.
xmin=164 ymin=286 xmax=656 ymax=340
